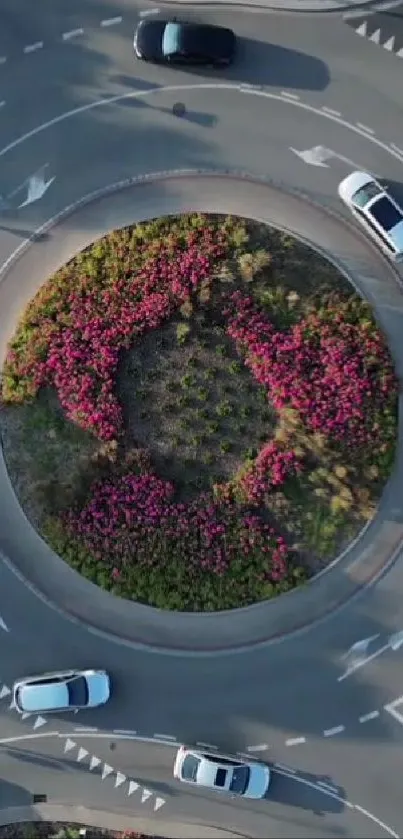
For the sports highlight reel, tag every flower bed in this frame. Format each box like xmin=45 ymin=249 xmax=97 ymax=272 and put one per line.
xmin=0 ymin=214 xmax=398 ymax=611
xmin=0 ymin=823 xmax=163 ymax=839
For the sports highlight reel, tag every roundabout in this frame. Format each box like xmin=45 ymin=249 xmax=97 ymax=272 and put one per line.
xmin=1 ymin=3 xmax=403 ymax=837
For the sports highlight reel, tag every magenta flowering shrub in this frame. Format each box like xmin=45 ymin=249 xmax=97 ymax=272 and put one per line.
xmin=63 ymin=472 xmax=289 ymax=584
xmin=240 ymin=441 xmax=303 ymax=504
xmin=3 ymin=225 xmax=229 ymax=440
xmin=224 ymin=291 xmax=397 ymax=450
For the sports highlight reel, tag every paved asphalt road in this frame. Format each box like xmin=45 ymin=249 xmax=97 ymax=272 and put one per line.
xmin=1 ymin=2 xmax=403 ymax=838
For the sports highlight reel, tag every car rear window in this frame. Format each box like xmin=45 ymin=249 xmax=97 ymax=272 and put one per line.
xmin=369 ymin=196 xmax=403 ymax=231
xmin=67 ymin=676 xmax=88 ymax=706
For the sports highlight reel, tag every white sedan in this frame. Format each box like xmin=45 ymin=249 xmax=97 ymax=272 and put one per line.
xmin=173 ymin=746 xmax=271 ymax=799
xmin=13 ymin=668 xmax=111 ymax=713
xmin=338 ymin=170 xmax=403 ymax=262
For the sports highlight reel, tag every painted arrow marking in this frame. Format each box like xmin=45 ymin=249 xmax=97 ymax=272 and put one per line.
xmin=6 ymin=164 xmax=55 ymax=209
xmin=290 ymin=145 xmax=362 ymax=170
xmin=338 ymin=631 xmax=403 ymax=681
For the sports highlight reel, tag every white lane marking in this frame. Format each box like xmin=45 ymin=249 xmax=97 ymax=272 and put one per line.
xmin=384 ymin=695 xmax=403 ymax=725
xmin=370 ymin=27 xmax=381 ymax=44
xmin=77 ymin=747 xmax=89 ymax=762
xmin=354 ymin=804 xmax=399 ymax=839
xmin=21 ymin=713 xmax=31 ymax=721
xmin=33 ymin=715 xmax=47 ymax=730
xmin=356 ymin=122 xmax=375 ymax=135
xmin=141 ymin=788 xmax=152 ymax=802
xmin=0 ymin=685 xmax=11 ymax=699
xmin=281 ymin=91 xmax=300 ymax=100
xmin=0 ymin=731 xmax=57 ymax=744
xmin=285 ymin=736 xmax=306 ymax=746
xmin=113 ymin=729 xmax=137 ymax=735
xmin=1 ymin=82 xmax=403 ymax=173
xmin=101 ymin=16 xmax=123 ymax=27
xmin=274 ymin=762 xmax=296 ymax=774
xmin=101 ymin=763 xmax=114 ymax=780
xmin=64 ymin=738 xmax=76 ymax=753
xmin=139 ymin=8 xmax=160 ymax=16
xmin=8 ymin=698 xmax=15 ymax=710
xmin=23 ymin=42 xmax=43 ymax=54
xmin=391 ymin=142 xmax=403 ymax=157
xmin=74 ymin=726 xmax=98 ymax=732
xmin=115 ymin=771 xmax=126 ymax=788
xmin=89 ymin=755 xmax=101 ymax=770
xmin=154 ymin=797 xmax=165 ymax=811
xmin=62 ymin=28 xmax=84 ymax=41
xmin=323 ymin=725 xmax=345 ymax=737
xmin=128 ymin=781 xmax=139 ymax=795
xmin=196 ymin=741 xmax=218 ymax=749
xmin=383 ymin=35 xmax=396 ymax=51
xmin=322 ymin=106 xmax=341 ymax=117
xmin=359 ymin=710 xmax=379 ymax=723
xmin=318 ymin=780 xmax=339 ymax=794
xmin=69 ymin=731 xmax=178 ymax=748
xmin=246 ymin=743 xmax=268 ymax=752
xmin=355 ymin=21 xmax=368 ymax=35
xmin=153 ymin=733 xmax=177 ymax=741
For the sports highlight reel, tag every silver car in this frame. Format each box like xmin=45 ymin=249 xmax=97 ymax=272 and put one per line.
xmin=338 ymin=171 xmax=403 ymax=262
xmin=13 ymin=668 xmax=111 ymax=713
xmin=173 ymin=746 xmax=271 ymax=799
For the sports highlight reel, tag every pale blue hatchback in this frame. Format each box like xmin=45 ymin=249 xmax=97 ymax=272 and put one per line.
xmin=13 ymin=669 xmax=110 ymax=713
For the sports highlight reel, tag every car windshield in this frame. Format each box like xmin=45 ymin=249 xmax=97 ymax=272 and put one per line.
xmin=67 ymin=676 xmax=88 ymax=706
xmin=352 ymin=180 xmax=382 ymax=208
xmin=162 ymin=22 xmax=181 ymax=57
xmin=369 ymin=196 xmax=403 ymax=231
xmin=229 ymin=766 xmax=250 ymax=794
xmin=182 ymin=754 xmax=201 ymax=781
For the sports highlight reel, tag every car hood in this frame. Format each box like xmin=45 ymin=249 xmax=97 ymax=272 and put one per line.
xmin=86 ymin=672 xmax=110 ymax=706
xmin=244 ymin=764 xmax=271 ymax=799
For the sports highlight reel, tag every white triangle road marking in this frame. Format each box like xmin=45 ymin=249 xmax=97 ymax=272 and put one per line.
xmin=383 ymin=35 xmax=395 ymax=50
xmin=115 ymin=772 xmax=126 ymax=788
xmin=8 ymin=698 xmax=16 ymax=710
xmin=21 ymin=713 xmax=31 ymax=720
xmin=64 ymin=738 xmax=76 ymax=753
xmin=0 ymin=685 xmax=11 ymax=700
xmin=355 ymin=21 xmax=368 ymax=36
xmin=141 ymin=788 xmax=152 ymax=803
xmin=0 ymin=616 xmax=9 ymax=632
xmin=33 ymin=716 xmax=47 ymax=730
xmin=154 ymin=796 xmax=165 ymax=811
xmin=77 ymin=748 xmax=88 ymax=762
xmin=397 ymin=46 xmax=403 ymax=56
xmin=101 ymin=763 xmax=114 ymax=780
xmin=89 ymin=755 xmax=101 ymax=771
xmin=128 ymin=781 xmax=139 ymax=796
xmin=369 ymin=27 xmax=381 ymax=43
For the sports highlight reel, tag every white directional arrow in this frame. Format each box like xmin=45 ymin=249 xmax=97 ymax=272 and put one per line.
xmin=6 ymin=164 xmax=55 ymax=209
xmin=338 ymin=630 xmax=403 ymax=681
xmin=290 ymin=145 xmax=362 ymax=170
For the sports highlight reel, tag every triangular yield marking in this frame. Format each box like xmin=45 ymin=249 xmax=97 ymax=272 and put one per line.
xmin=64 ymin=738 xmax=76 ymax=753
xmin=397 ymin=47 xmax=403 ymax=56
xmin=355 ymin=21 xmax=367 ymax=36
xmin=128 ymin=781 xmax=139 ymax=796
xmin=383 ymin=35 xmax=395 ymax=50
xmin=115 ymin=771 xmax=126 ymax=788
xmin=21 ymin=713 xmax=31 ymax=720
xmin=77 ymin=747 xmax=88 ymax=762
xmin=0 ymin=685 xmax=11 ymax=699
xmin=369 ymin=28 xmax=381 ymax=43
xmin=154 ymin=797 xmax=165 ymax=811
xmin=101 ymin=763 xmax=114 ymax=780
xmin=8 ymin=698 xmax=16 ymax=710
xmin=33 ymin=715 xmax=47 ymax=730
xmin=89 ymin=755 xmax=101 ymax=771
xmin=141 ymin=788 xmax=152 ymax=803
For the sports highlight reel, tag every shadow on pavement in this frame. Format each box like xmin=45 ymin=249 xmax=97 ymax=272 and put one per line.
xmin=0 ymin=776 xmax=33 ymax=808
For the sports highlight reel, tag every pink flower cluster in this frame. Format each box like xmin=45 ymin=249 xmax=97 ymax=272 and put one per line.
xmin=64 ymin=472 xmax=289 ymax=581
xmin=224 ymin=291 xmax=396 ymax=449
xmin=240 ymin=441 xmax=302 ymax=504
xmin=7 ymin=226 xmax=228 ymax=440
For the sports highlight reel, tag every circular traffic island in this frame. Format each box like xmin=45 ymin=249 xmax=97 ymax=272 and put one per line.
xmin=0 ymin=214 xmax=398 ymax=611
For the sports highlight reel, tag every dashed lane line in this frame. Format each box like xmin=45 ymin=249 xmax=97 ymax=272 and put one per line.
xmin=23 ymin=42 xmax=44 ymax=54
xmin=62 ymin=29 xmax=84 ymax=41
xmin=323 ymin=725 xmax=345 ymax=737
xmin=100 ymin=16 xmax=123 ymax=27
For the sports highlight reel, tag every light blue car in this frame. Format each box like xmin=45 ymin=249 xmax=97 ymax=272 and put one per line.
xmin=13 ymin=668 xmax=110 ymax=713
xmin=173 ymin=746 xmax=271 ymax=799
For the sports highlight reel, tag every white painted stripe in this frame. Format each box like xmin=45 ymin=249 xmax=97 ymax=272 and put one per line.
xmin=196 ymin=741 xmax=218 ymax=749
xmin=391 ymin=142 xmax=403 ymax=157
xmin=323 ymin=725 xmax=345 ymax=737
xmin=274 ymin=762 xmax=296 ymax=774
xmin=113 ymin=729 xmax=137 ymax=735
xmin=0 ymin=731 xmax=57 ymax=745
xmin=322 ymin=106 xmax=341 ymax=117
xmin=74 ymin=726 xmax=98 ymax=732
xmin=69 ymin=731 xmax=177 ymax=747
xmin=139 ymin=8 xmax=160 ymax=17
xmin=285 ymin=736 xmax=306 ymax=746
xmin=153 ymin=733 xmax=177 ymax=741
xmin=246 ymin=743 xmax=268 ymax=752
xmin=23 ymin=42 xmax=43 ymax=54
xmin=62 ymin=28 xmax=84 ymax=41
xmin=354 ymin=805 xmax=399 ymax=839
xmin=281 ymin=91 xmax=300 ymax=100
xmin=359 ymin=710 xmax=379 ymax=723
xmin=100 ymin=16 xmax=122 ymax=27
xmin=318 ymin=780 xmax=339 ymax=793
xmin=356 ymin=122 xmax=375 ymax=135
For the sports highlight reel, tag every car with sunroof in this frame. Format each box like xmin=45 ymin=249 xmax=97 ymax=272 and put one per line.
xmin=13 ymin=669 xmax=110 ymax=714
xmin=338 ymin=171 xmax=403 ymax=262
xmin=173 ymin=746 xmax=270 ymax=799
xmin=134 ymin=18 xmax=236 ymax=67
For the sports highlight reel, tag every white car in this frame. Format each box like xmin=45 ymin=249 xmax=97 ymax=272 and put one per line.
xmin=13 ymin=669 xmax=111 ymax=714
xmin=173 ymin=746 xmax=271 ymax=799
xmin=338 ymin=171 xmax=403 ymax=262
